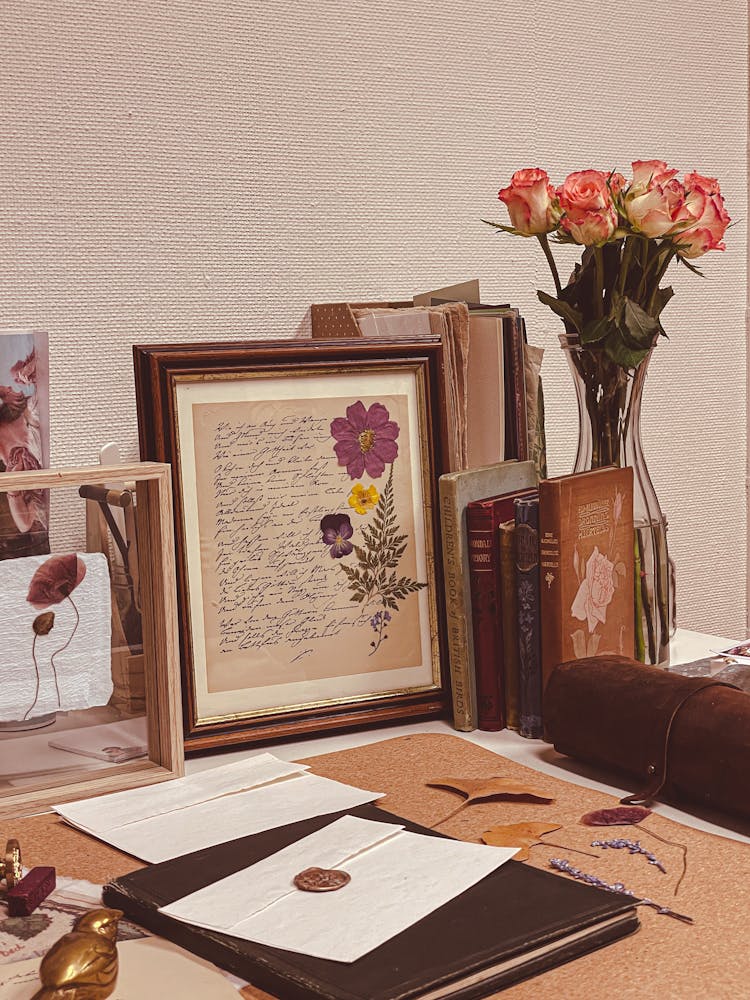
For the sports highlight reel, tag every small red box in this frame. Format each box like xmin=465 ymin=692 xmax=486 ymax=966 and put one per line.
xmin=7 ymin=866 xmax=56 ymax=916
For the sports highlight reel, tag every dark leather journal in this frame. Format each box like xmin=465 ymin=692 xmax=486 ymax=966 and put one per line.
xmin=103 ymin=803 xmax=639 ymax=1000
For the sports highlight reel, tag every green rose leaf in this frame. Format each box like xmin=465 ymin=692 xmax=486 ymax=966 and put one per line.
xmin=651 ymin=285 xmax=674 ymax=321
xmin=537 ymin=289 xmax=583 ymax=333
xmin=580 ymin=317 xmax=611 ymax=346
xmin=604 ymin=326 xmax=652 ymax=369
xmin=622 ymin=296 xmax=660 ymax=348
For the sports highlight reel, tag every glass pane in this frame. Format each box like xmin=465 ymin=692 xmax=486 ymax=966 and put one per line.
xmin=0 ymin=476 xmax=152 ymax=798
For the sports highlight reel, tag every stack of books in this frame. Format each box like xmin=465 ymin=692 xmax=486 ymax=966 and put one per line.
xmin=440 ymin=461 xmax=635 ymax=735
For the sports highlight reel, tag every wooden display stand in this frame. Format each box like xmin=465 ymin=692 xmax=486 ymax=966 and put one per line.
xmin=0 ymin=463 xmax=184 ymax=820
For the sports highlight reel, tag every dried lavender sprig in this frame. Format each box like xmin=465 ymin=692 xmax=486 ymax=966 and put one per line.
xmin=590 ymin=837 xmax=667 ymax=873
xmin=549 ymin=858 xmax=693 ymax=925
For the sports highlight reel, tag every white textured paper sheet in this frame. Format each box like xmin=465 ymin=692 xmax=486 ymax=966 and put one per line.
xmin=0 ymin=552 xmax=112 ymax=722
xmin=161 ymin=815 xmax=518 ymax=963
xmin=54 ymin=753 xmax=384 ymax=863
xmin=55 ymin=752 xmax=310 ymax=832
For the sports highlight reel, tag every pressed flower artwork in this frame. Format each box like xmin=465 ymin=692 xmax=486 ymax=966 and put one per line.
xmin=177 ymin=366 xmax=440 ymax=734
xmin=327 ymin=400 xmax=426 ymax=655
xmin=0 ymin=551 xmax=112 ymax=723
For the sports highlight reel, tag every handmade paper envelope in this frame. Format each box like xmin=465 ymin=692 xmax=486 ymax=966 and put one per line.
xmin=161 ymin=815 xmax=519 ymax=963
xmin=0 ymin=552 xmax=111 ymax=722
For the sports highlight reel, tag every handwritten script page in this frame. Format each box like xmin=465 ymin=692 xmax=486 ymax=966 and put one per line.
xmin=177 ymin=371 xmax=435 ymax=720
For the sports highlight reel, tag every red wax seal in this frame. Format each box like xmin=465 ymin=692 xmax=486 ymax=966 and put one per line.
xmin=293 ymin=867 xmax=351 ymax=892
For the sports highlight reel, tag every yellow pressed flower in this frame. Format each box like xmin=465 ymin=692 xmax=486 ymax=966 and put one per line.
xmin=348 ymin=483 xmax=379 ymax=515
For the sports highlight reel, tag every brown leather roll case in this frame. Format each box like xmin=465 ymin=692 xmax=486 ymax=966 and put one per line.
xmin=544 ymin=655 xmax=750 ymax=820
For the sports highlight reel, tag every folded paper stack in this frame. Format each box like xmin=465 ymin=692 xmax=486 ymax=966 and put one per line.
xmin=54 ymin=753 xmax=384 ymax=862
xmin=544 ymin=655 xmax=750 ymax=821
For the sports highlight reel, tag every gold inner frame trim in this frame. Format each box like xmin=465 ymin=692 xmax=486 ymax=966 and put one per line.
xmin=171 ymin=361 xmax=443 ymax=727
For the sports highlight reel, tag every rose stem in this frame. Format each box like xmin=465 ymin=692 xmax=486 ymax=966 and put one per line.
xmin=49 ymin=595 xmax=80 ymax=708
xmin=22 ymin=634 xmax=41 ymax=721
xmin=639 ymin=824 xmax=688 ymax=895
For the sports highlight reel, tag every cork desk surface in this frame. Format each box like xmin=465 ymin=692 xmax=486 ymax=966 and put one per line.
xmin=4 ymin=628 xmax=749 ymax=1000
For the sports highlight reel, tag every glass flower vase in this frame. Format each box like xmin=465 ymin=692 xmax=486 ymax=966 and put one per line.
xmin=560 ymin=333 xmax=672 ymax=666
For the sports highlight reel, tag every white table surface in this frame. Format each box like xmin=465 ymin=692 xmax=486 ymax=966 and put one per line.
xmin=185 ymin=627 xmax=750 ymax=846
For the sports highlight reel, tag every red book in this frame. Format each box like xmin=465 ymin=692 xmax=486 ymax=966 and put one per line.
xmin=467 ymin=486 xmax=536 ymax=730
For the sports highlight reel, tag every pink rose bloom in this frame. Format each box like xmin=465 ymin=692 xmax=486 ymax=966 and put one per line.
xmin=10 ymin=349 xmax=37 ymax=387
xmin=608 ymin=171 xmax=627 ymax=195
xmin=557 ymin=170 xmax=618 ymax=245
xmin=571 ymin=546 xmax=615 ymax=633
xmin=624 ymin=159 xmax=691 ymax=238
xmin=498 ymin=168 xmax=559 ymax=235
xmin=675 ymin=172 xmax=730 ymax=258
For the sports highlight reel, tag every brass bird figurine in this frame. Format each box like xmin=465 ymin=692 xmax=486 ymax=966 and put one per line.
xmin=32 ymin=907 xmax=122 ymax=1000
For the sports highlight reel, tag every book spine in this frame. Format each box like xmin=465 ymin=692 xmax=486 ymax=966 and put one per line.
xmin=515 ymin=497 xmax=543 ymax=739
xmin=466 ymin=506 xmax=505 ymax=731
xmin=539 ymin=480 xmax=564 ymax=695
xmin=498 ymin=521 xmax=520 ymax=731
xmin=503 ymin=315 xmax=529 ymax=462
xmin=439 ymin=482 xmax=475 ymax=731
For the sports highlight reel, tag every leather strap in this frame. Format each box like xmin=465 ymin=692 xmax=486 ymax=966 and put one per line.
xmin=620 ymin=679 xmax=737 ymax=805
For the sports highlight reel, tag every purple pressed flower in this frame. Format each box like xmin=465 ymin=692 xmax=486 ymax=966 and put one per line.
xmin=330 ymin=401 xmax=400 ymax=479
xmin=320 ymin=513 xmax=354 ymax=559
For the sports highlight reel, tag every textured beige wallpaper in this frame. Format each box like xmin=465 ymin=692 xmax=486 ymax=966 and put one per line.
xmin=0 ymin=1 xmax=746 ymax=636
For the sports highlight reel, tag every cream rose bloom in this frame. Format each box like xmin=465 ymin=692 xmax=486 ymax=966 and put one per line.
xmin=624 ymin=159 xmax=691 ymax=238
xmin=498 ymin=168 xmax=559 ymax=235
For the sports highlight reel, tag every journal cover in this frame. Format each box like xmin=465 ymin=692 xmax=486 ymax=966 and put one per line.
xmin=104 ymin=803 xmax=639 ymax=1000
xmin=539 ymin=466 xmax=635 ymax=692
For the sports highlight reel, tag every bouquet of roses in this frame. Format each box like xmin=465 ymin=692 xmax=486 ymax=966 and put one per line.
xmin=488 ymin=162 xmax=730 ymax=369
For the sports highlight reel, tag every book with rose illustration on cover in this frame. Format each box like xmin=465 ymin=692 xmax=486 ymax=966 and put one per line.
xmin=539 ymin=467 xmax=634 ymax=695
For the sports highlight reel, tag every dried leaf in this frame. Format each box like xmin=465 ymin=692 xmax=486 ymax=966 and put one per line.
xmin=581 ymin=806 xmax=652 ymax=826
xmin=481 ymin=822 xmax=562 ymax=861
xmin=427 ymin=776 xmax=554 ymax=805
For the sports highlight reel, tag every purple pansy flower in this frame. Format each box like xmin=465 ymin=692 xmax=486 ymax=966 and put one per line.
xmin=330 ymin=401 xmax=400 ymax=479
xmin=320 ymin=513 xmax=354 ymax=559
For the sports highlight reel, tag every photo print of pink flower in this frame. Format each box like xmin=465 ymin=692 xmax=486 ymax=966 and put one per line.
xmin=326 ymin=400 xmax=425 ymax=654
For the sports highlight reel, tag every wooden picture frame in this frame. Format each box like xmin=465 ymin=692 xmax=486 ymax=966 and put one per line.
xmin=134 ymin=338 xmax=451 ymax=751
xmin=0 ymin=462 xmax=184 ymax=820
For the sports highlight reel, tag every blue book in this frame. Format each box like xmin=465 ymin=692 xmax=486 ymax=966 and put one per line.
xmin=514 ymin=495 xmax=543 ymax=738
